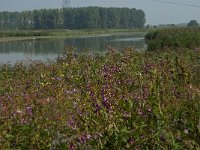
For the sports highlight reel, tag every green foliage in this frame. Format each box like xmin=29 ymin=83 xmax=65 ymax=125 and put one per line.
xmin=145 ymin=27 xmax=200 ymax=51
xmin=188 ymin=20 xmax=199 ymax=27
xmin=0 ymin=7 xmax=145 ymax=30
xmin=0 ymin=48 xmax=200 ymax=149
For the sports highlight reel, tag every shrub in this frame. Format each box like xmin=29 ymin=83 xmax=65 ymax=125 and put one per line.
xmin=145 ymin=27 xmax=200 ymax=51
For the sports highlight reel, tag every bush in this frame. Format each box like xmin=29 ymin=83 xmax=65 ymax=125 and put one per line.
xmin=145 ymin=27 xmax=200 ymax=51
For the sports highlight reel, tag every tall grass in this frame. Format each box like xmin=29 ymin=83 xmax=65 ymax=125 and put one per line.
xmin=0 ymin=48 xmax=199 ymax=149
xmin=145 ymin=27 xmax=200 ymax=51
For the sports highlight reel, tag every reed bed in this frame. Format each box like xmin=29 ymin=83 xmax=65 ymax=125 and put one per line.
xmin=145 ymin=27 xmax=200 ymax=51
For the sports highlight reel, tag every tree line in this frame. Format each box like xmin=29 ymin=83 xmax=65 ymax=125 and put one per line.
xmin=0 ymin=7 xmax=146 ymax=30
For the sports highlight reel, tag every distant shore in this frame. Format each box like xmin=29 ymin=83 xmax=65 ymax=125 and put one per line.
xmin=0 ymin=29 xmax=147 ymax=43
xmin=0 ymin=36 xmax=56 ymax=43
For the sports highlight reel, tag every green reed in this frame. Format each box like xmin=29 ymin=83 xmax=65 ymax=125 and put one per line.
xmin=145 ymin=27 xmax=200 ymax=51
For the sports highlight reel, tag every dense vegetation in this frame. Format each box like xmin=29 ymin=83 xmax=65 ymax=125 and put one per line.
xmin=0 ymin=47 xmax=199 ymax=149
xmin=0 ymin=7 xmax=145 ymax=30
xmin=145 ymin=27 xmax=200 ymax=51
xmin=188 ymin=20 xmax=199 ymax=27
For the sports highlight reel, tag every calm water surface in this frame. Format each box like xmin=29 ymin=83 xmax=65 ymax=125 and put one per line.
xmin=0 ymin=33 xmax=146 ymax=65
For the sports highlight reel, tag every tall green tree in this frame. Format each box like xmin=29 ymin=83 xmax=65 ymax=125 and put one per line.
xmin=188 ymin=20 xmax=199 ymax=27
xmin=0 ymin=7 xmax=146 ymax=30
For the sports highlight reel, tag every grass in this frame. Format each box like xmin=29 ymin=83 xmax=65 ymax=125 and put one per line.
xmin=0 ymin=47 xmax=199 ymax=149
xmin=0 ymin=29 xmax=147 ymax=38
xmin=145 ymin=27 xmax=200 ymax=51
xmin=0 ymin=29 xmax=147 ymax=43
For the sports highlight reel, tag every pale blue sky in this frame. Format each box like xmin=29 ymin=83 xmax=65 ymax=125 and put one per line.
xmin=0 ymin=0 xmax=200 ymax=25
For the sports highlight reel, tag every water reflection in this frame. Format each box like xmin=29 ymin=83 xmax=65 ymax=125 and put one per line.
xmin=0 ymin=33 xmax=146 ymax=64
xmin=64 ymin=34 xmax=145 ymax=51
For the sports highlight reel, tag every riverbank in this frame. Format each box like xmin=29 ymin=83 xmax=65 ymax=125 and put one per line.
xmin=145 ymin=27 xmax=200 ymax=51
xmin=0 ymin=36 xmax=58 ymax=43
xmin=1 ymin=28 xmax=200 ymax=149
xmin=0 ymin=29 xmax=147 ymax=43
xmin=0 ymin=48 xmax=199 ymax=149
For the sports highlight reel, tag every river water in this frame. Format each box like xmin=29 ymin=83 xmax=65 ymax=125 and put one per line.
xmin=0 ymin=33 xmax=146 ymax=65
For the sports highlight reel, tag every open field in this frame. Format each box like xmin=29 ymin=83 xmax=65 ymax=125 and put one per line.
xmin=0 ymin=46 xmax=199 ymax=149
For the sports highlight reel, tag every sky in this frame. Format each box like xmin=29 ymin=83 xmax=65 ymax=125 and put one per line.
xmin=0 ymin=0 xmax=200 ymax=25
